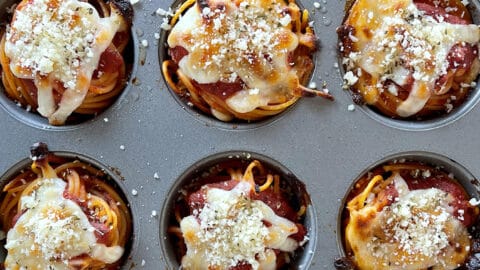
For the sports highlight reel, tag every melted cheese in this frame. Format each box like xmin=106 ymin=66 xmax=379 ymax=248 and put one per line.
xmin=342 ymin=0 xmax=480 ymax=116
xmin=167 ymin=0 xmax=301 ymax=114
xmin=5 ymin=0 xmax=122 ymax=125
xmin=180 ymin=181 xmax=300 ymax=270
xmin=4 ymin=178 xmax=123 ymax=269
xmin=346 ymin=174 xmax=470 ymax=270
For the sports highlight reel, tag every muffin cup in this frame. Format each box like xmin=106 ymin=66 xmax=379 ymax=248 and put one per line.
xmin=0 ymin=146 xmax=137 ymax=268
xmin=160 ymin=151 xmax=317 ymax=269
xmin=337 ymin=151 xmax=480 ymax=268
xmin=0 ymin=0 xmax=138 ymax=130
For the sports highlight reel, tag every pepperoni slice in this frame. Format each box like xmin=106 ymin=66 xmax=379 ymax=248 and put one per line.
xmin=414 ymin=0 xmax=471 ymax=24
xmin=192 ymin=79 xmax=245 ymax=100
xmin=92 ymin=46 xmax=124 ymax=78
xmin=169 ymin=46 xmax=189 ymax=63
xmin=380 ymin=172 xmax=476 ymax=227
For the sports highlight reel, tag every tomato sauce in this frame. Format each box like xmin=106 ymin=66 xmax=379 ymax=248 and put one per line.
xmin=169 ymin=46 xmax=246 ymax=100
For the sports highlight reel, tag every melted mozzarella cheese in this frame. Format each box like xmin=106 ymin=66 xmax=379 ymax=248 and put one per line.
xmin=167 ymin=0 xmax=301 ymax=114
xmin=180 ymin=181 xmax=300 ymax=270
xmin=346 ymin=174 xmax=470 ymax=270
xmin=4 ymin=178 xmax=123 ymax=269
xmin=5 ymin=0 xmax=122 ymax=125
xmin=343 ymin=0 xmax=480 ymax=116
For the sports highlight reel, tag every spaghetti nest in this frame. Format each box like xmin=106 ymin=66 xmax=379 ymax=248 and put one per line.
xmin=168 ymin=159 xmax=311 ymax=269
xmin=0 ymin=0 xmax=133 ymax=125
xmin=0 ymin=143 xmax=132 ymax=269
xmin=162 ymin=0 xmax=332 ymax=122
xmin=338 ymin=0 xmax=480 ymax=120
xmin=338 ymin=161 xmax=480 ymax=270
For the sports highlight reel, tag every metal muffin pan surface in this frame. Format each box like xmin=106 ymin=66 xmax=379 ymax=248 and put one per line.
xmin=1 ymin=0 xmax=480 ymax=269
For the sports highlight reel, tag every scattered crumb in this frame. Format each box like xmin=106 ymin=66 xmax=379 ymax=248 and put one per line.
xmin=347 ymin=104 xmax=355 ymax=111
xmin=422 ymin=170 xmax=431 ymax=178
xmin=141 ymin=39 xmax=148 ymax=47
xmin=308 ymin=81 xmax=317 ymax=89
xmin=157 ymin=7 xmax=174 ymax=31
xmin=154 ymin=172 xmax=160 ymax=179
xmin=469 ymin=198 xmax=480 ymax=206
xmin=131 ymin=189 xmax=138 ymax=196
xmin=445 ymin=103 xmax=453 ymax=113
xmin=343 ymin=71 xmax=359 ymax=86
xmin=155 ymin=7 xmax=171 ymax=16
xmin=313 ymin=2 xmax=320 ymax=9
xmin=141 ymin=259 xmax=146 ymax=266
xmin=120 ymin=145 xmax=125 ymax=151
xmin=103 ymin=117 xmax=109 ymax=122
xmin=154 ymin=33 xmax=160 ymax=39
xmin=130 ymin=0 xmax=140 ymax=5
xmin=151 ymin=210 xmax=157 ymax=217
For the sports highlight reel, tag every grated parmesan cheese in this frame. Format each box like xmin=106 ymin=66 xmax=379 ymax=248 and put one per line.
xmin=4 ymin=178 xmax=123 ymax=269
xmin=469 ymin=197 xmax=480 ymax=206
xmin=346 ymin=174 xmax=471 ymax=270
xmin=343 ymin=71 xmax=359 ymax=86
xmin=180 ymin=181 xmax=300 ymax=269
xmin=383 ymin=188 xmax=450 ymax=257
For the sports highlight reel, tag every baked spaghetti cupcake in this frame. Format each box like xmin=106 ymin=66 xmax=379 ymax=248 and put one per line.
xmin=0 ymin=0 xmax=133 ymax=125
xmin=338 ymin=0 xmax=480 ymax=120
xmin=0 ymin=143 xmax=133 ymax=269
xmin=338 ymin=156 xmax=480 ymax=269
xmin=162 ymin=0 xmax=332 ymax=122
xmin=166 ymin=156 xmax=312 ymax=269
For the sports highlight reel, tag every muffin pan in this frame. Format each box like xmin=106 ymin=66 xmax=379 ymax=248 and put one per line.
xmin=1 ymin=0 xmax=480 ymax=269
